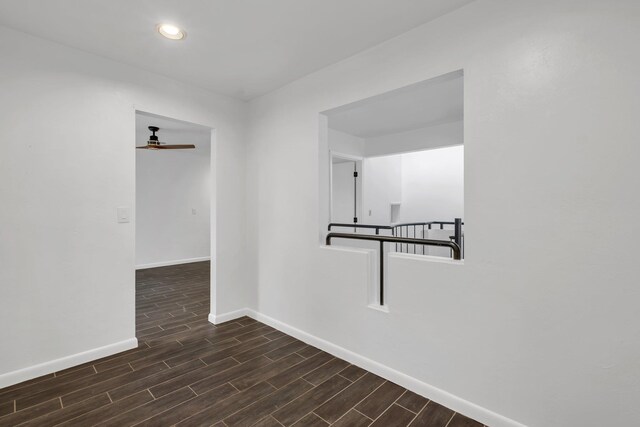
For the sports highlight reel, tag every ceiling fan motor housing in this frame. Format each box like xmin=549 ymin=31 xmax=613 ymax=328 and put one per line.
xmin=148 ymin=126 xmax=160 ymax=145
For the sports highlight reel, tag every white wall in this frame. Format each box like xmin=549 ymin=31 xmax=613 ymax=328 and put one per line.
xmin=328 ymin=128 xmax=364 ymax=157
xmin=136 ymin=126 xmax=211 ymax=268
xmin=246 ymin=1 xmax=640 ymax=426
xmin=362 ymin=155 xmax=402 ymax=225
xmin=0 ymin=25 xmax=248 ymax=386
xmin=364 ymin=120 xmax=462 ymax=157
xmin=363 ymin=146 xmax=463 ymax=225
xmin=396 ymin=145 xmax=464 ymax=223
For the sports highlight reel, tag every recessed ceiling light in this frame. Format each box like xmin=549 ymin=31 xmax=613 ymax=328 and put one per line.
xmin=157 ymin=24 xmax=186 ymax=40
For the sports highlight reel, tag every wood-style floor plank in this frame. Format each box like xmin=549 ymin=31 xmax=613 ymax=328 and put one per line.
xmin=314 ymin=373 xmax=385 ymax=424
xmin=272 ymin=374 xmax=352 ymax=425
xmin=0 ymin=261 xmax=484 ymax=427
xmin=57 ymin=390 xmax=154 ymax=426
xmin=355 ymin=380 xmax=406 ymax=419
xmin=134 ymin=383 xmax=238 ymax=427
xmin=20 ymin=394 xmax=112 ymax=427
xmin=396 ymin=389 xmax=430 ymax=413
xmin=370 ymin=404 xmax=418 ymax=426
xmin=174 ymin=382 xmax=277 ymax=426
xmin=331 ymin=409 xmax=372 ymax=427
xmin=0 ymin=401 xmax=13 ymax=418
xmin=447 ymin=412 xmax=485 ymax=427
xmin=223 ymin=378 xmax=314 ymax=427
xmin=409 ymin=401 xmax=455 ymax=427
xmin=292 ymin=412 xmax=329 ymax=426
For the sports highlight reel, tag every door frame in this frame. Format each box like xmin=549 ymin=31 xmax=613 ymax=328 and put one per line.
xmin=134 ymin=109 xmax=217 ymax=320
xmin=329 ymin=150 xmax=364 ymax=224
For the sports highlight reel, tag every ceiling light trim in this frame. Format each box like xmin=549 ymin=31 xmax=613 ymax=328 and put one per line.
xmin=157 ymin=23 xmax=186 ymax=40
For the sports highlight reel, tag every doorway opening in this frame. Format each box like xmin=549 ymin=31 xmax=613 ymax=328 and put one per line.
xmin=134 ymin=111 xmax=214 ymax=343
xmin=330 ymin=152 xmax=362 ymax=225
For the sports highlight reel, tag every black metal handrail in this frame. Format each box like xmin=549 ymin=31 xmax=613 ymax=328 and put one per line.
xmin=393 ymin=220 xmax=464 ymax=228
xmin=328 ymin=223 xmax=394 ymax=235
xmin=393 ymin=218 xmax=463 ymax=257
xmin=326 ymin=232 xmax=462 ymax=305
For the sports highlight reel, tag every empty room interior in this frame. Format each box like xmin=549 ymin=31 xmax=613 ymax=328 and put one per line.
xmin=0 ymin=1 xmax=638 ymax=426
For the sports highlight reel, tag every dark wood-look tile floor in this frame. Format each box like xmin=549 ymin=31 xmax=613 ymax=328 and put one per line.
xmin=0 ymin=261 xmax=486 ymax=426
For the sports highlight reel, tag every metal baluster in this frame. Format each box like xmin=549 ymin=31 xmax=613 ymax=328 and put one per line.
xmin=413 ymin=225 xmax=416 ymax=254
xmin=379 ymin=241 xmax=384 ymax=305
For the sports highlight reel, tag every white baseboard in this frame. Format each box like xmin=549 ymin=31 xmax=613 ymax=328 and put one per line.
xmin=208 ymin=309 xmax=249 ymax=325
xmin=136 ymin=256 xmax=211 ymax=270
xmin=211 ymin=307 xmax=524 ymax=427
xmin=0 ymin=338 xmax=138 ymax=389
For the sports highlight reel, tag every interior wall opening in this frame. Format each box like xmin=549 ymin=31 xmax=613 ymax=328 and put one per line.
xmin=134 ymin=111 xmax=213 ymax=333
xmin=320 ymin=69 xmax=464 ymax=306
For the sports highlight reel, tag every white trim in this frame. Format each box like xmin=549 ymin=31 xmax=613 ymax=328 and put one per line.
xmin=135 ymin=256 xmax=211 ymax=270
xmin=242 ymin=309 xmax=525 ymax=427
xmin=330 ymin=150 xmax=364 ymax=163
xmin=329 ymin=150 xmax=364 ymax=225
xmin=208 ymin=308 xmax=249 ymax=325
xmin=0 ymin=338 xmax=138 ymax=389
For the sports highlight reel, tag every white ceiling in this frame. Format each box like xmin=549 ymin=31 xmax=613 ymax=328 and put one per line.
xmin=325 ymin=70 xmax=463 ymax=138
xmin=0 ymin=0 xmax=474 ymax=100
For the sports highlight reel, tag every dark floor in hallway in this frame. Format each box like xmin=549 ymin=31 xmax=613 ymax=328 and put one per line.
xmin=0 ymin=261 xmax=485 ymax=426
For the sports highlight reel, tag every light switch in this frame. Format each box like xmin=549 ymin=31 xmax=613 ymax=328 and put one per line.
xmin=117 ymin=207 xmax=130 ymax=223
xmin=192 ymin=208 xmax=197 ymax=215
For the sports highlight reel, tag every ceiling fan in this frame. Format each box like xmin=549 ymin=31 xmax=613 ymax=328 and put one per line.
xmin=136 ymin=126 xmax=195 ymax=150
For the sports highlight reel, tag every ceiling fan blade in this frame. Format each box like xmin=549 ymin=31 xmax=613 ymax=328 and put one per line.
xmin=156 ymin=144 xmax=196 ymax=149
xmin=138 ymin=126 xmax=195 ymax=149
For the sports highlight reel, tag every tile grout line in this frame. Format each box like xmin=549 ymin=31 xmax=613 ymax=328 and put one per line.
xmin=337 ymin=373 xmax=354 ymax=383
xmin=353 ymin=407 xmax=374 ymax=420
xmin=312 ymin=411 xmax=333 ymax=426
xmin=277 ymin=374 xmax=356 ymax=426
xmin=444 ymin=412 xmax=457 ymax=427
xmin=315 ymin=376 xmax=387 ymax=425
xmin=407 ymin=400 xmax=433 ymax=426
xmin=404 ymin=403 xmax=423 ymax=426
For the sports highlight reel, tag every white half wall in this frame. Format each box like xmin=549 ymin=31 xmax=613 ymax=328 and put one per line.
xmin=0 ymin=25 xmax=248 ymax=386
xmin=246 ymin=1 xmax=640 ymax=426
xmin=136 ymin=125 xmax=211 ymax=269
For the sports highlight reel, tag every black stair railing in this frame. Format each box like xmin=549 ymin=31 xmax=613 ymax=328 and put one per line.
xmin=393 ymin=219 xmax=464 ymax=257
xmin=326 ymin=232 xmax=462 ymax=306
xmin=328 ymin=223 xmax=394 ymax=235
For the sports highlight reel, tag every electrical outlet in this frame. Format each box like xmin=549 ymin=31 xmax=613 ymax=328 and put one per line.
xmin=192 ymin=208 xmax=197 ymax=215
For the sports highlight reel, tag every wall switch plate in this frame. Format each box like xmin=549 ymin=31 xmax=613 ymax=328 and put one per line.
xmin=117 ymin=207 xmax=130 ymax=223
xmin=192 ymin=208 xmax=197 ymax=215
